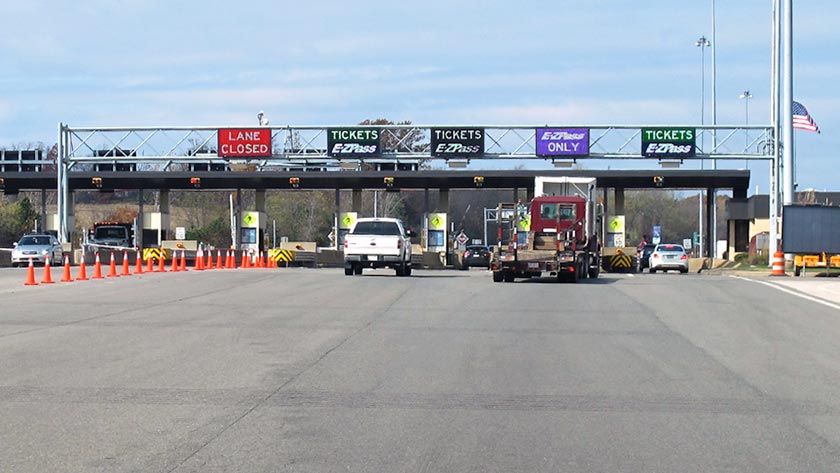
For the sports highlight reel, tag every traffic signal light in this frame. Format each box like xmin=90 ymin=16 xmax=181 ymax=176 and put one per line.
xmin=190 ymin=177 xmax=201 ymax=188
xmin=474 ymin=176 xmax=484 ymax=187
xmin=384 ymin=176 xmax=395 ymax=188
xmin=92 ymin=177 xmax=103 ymax=188
xmin=289 ymin=177 xmax=300 ymax=188
xmin=653 ymin=175 xmax=664 ymax=187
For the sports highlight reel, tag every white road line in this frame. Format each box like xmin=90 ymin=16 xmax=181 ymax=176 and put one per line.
xmin=731 ymin=275 xmax=840 ymax=311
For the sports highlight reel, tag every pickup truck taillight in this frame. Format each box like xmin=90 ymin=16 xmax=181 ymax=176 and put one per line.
xmin=343 ymin=239 xmax=348 ymax=249
xmin=397 ymin=239 xmax=402 ymax=250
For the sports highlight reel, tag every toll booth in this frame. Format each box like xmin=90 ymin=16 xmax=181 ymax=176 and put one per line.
xmin=240 ymin=210 xmax=266 ymax=256
xmin=425 ymin=212 xmax=447 ymax=253
xmin=142 ymin=212 xmax=170 ymax=248
xmin=337 ymin=212 xmax=357 ymax=249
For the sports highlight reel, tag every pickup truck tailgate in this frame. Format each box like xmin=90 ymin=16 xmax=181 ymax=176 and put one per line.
xmin=345 ymin=235 xmax=402 ymax=257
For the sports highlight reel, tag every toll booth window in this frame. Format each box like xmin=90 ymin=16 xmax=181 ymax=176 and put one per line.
xmin=428 ymin=230 xmax=444 ymax=247
xmin=337 ymin=229 xmax=349 ymax=246
xmin=240 ymin=228 xmax=257 ymax=244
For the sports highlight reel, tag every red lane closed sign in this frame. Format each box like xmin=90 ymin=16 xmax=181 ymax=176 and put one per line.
xmin=218 ymin=128 xmax=272 ymax=158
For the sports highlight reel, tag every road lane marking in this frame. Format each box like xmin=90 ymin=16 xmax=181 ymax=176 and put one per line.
xmin=731 ymin=275 xmax=840 ymax=311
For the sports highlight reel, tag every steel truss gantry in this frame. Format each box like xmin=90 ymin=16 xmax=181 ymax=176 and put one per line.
xmin=56 ymin=123 xmax=775 ymax=242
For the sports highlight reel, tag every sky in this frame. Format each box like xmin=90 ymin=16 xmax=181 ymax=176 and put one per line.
xmin=1 ymin=0 xmax=837 ymax=194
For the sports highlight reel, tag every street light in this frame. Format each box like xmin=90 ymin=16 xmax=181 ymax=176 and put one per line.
xmin=696 ymin=36 xmax=711 ymax=140
xmin=696 ymin=35 xmax=710 ymax=258
xmin=257 ymin=111 xmax=269 ymax=126
xmin=739 ymin=90 xmax=753 ymax=148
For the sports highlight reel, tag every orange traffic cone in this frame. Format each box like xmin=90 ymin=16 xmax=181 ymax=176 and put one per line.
xmin=260 ymin=251 xmax=266 ymax=268
xmin=194 ymin=249 xmax=203 ymax=271
xmin=206 ymin=250 xmax=213 ymax=270
xmin=217 ymin=250 xmax=223 ymax=269
xmin=241 ymin=251 xmax=249 ymax=269
xmin=24 ymin=258 xmax=38 ymax=286
xmin=76 ymin=258 xmax=89 ymax=281
xmin=171 ymin=252 xmax=179 ymax=272
xmin=146 ymin=252 xmax=154 ymax=272
xmin=60 ymin=254 xmax=73 ymax=282
xmin=40 ymin=256 xmax=55 ymax=284
xmin=158 ymin=252 xmax=166 ymax=272
xmin=135 ymin=251 xmax=144 ymax=274
xmin=107 ymin=252 xmax=119 ymax=277
xmin=227 ymin=250 xmax=234 ymax=268
xmin=92 ymin=253 xmax=104 ymax=279
xmin=121 ymin=251 xmax=132 ymax=276
xmin=179 ymin=250 xmax=187 ymax=272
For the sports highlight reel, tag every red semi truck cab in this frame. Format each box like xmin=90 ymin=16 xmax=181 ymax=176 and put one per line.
xmin=491 ymin=195 xmax=599 ymax=283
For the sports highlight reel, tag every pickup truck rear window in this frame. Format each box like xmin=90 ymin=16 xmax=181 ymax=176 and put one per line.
xmin=352 ymin=221 xmax=402 ymax=235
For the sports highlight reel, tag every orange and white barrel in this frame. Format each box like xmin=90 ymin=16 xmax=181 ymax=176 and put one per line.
xmin=771 ymin=251 xmax=785 ymax=276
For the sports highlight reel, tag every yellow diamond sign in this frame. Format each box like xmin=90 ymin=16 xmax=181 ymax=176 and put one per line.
xmin=339 ymin=212 xmax=357 ymax=229
xmin=243 ymin=212 xmax=258 ymax=226
xmin=429 ymin=213 xmax=446 ymax=230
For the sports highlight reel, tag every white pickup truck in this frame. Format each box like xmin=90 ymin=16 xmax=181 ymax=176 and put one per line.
xmin=343 ymin=218 xmax=413 ymax=276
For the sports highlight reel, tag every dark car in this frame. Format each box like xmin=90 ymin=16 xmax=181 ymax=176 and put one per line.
xmin=637 ymin=244 xmax=657 ymax=270
xmin=460 ymin=245 xmax=491 ymax=270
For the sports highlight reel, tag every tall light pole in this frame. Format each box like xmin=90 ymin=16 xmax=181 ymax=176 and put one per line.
xmin=739 ymin=90 xmax=753 ymax=157
xmin=696 ymin=35 xmax=710 ymax=258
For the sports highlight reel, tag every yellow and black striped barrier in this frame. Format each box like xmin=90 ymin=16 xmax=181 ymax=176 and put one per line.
xmin=603 ymin=253 xmax=636 ymax=273
xmin=269 ymin=249 xmax=295 ymax=264
xmin=142 ymin=247 xmax=170 ymax=262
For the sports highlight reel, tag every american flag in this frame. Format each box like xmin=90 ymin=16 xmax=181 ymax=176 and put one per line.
xmin=793 ymin=101 xmax=820 ymax=133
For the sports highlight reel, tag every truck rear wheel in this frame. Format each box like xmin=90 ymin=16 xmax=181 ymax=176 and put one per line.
xmin=588 ymin=263 xmax=600 ymax=279
xmin=503 ymin=271 xmax=515 ymax=283
xmin=344 ymin=264 xmax=353 ymax=276
xmin=354 ymin=264 xmax=363 ymax=275
xmin=492 ymin=271 xmax=503 ymax=282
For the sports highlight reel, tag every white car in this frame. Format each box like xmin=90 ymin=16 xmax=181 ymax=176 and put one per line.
xmin=11 ymin=234 xmax=64 ymax=267
xmin=648 ymin=243 xmax=689 ymax=273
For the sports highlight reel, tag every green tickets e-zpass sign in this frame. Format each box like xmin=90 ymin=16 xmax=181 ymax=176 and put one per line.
xmin=641 ymin=127 xmax=696 ymax=158
xmin=327 ymin=128 xmax=381 ymax=157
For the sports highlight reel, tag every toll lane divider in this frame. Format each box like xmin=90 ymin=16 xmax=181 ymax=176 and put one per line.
xmin=22 ymin=248 xmax=283 ymax=286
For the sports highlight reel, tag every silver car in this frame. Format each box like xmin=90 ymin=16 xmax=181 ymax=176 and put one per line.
xmin=648 ymin=243 xmax=689 ymax=273
xmin=11 ymin=234 xmax=64 ymax=267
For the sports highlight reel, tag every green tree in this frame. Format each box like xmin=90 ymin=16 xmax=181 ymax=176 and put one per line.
xmin=186 ymin=216 xmax=231 ymax=248
xmin=0 ymin=196 xmax=38 ymax=245
xmin=266 ymin=190 xmax=334 ymax=245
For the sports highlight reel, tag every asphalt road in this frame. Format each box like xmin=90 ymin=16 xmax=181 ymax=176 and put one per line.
xmin=1 ymin=266 xmax=840 ymax=472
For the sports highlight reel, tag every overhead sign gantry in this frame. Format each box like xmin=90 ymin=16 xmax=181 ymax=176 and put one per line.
xmin=50 ymin=122 xmax=774 ymax=242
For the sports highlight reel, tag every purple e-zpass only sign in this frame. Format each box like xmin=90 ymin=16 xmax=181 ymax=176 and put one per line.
xmin=536 ymin=128 xmax=589 ymax=156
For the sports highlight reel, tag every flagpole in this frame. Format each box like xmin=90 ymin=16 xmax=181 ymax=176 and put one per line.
xmin=782 ymin=0 xmax=793 ymax=209
xmin=780 ymin=0 xmax=794 ymax=265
